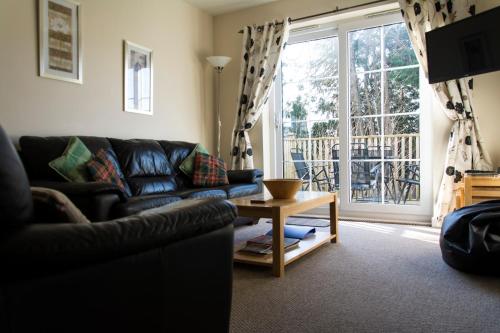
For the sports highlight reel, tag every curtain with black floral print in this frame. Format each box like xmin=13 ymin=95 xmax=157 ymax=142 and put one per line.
xmin=231 ymin=19 xmax=290 ymax=170
xmin=399 ymin=0 xmax=492 ymax=227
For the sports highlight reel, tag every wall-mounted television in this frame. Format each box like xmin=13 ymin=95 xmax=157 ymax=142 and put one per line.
xmin=426 ymin=6 xmax=500 ymax=84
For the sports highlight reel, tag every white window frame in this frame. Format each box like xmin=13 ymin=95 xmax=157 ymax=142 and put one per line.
xmin=270 ymin=13 xmax=433 ymax=223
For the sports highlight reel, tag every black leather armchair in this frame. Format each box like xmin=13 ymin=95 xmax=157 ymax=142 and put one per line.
xmin=0 ymin=126 xmax=236 ymax=333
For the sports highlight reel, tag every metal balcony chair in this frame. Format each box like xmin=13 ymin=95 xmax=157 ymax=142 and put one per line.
xmin=290 ymin=148 xmax=334 ymax=192
xmin=351 ymin=161 xmax=378 ymax=201
xmin=397 ymin=164 xmax=420 ymax=204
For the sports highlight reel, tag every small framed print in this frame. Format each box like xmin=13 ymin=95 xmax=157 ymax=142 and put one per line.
xmin=123 ymin=40 xmax=153 ymax=115
xmin=38 ymin=0 xmax=82 ymax=84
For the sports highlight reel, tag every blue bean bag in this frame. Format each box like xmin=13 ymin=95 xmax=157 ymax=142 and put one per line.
xmin=440 ymin=200 xmax=500 ymax=274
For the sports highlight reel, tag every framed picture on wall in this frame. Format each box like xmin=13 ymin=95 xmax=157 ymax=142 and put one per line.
xmin=38 ymin=0 xmax=82 ymax=84
xmin=123 ymin=40 xmax=153 ymax=115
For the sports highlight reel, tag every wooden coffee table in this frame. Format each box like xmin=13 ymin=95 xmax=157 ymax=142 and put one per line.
xmin=231 ymin=191 xmax=338 ymax=277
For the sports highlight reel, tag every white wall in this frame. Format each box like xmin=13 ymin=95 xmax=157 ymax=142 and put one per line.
xmin=0 ymin=0 xmax=215 ymax=151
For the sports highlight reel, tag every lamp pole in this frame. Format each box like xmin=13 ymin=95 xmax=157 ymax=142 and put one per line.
xmin=215 ymin=66 xmax=223 ymax=159
xmin=206 ymin=56 xmax=231 ymax=159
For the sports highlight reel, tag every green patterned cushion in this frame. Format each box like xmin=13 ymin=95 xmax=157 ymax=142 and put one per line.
xmin=48 ymin=137 xmax=92 ymax=182
xmin=179 ymin=144 xmax=209 ymax=176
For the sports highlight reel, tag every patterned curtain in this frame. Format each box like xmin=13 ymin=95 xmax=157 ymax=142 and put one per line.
xmin=231 ymin=19 xmax=290 ymax=170
xmin=399 ymin=0 xmax=492 ymax=227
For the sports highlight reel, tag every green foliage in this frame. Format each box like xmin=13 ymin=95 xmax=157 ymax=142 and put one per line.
xmin=282 ymin=22 xmax=419 ymax=140
xmin=311 ymin=120 xmax=339 ymax=137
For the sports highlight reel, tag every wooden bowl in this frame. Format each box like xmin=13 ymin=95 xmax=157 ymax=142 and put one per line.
xmin=263 ymin=179 xmax=302 ymax=199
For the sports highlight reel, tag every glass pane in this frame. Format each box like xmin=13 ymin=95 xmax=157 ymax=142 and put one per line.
xmin=385 ymin=68 xmax=419 ymax=114
xmin=384 ymin=134 xmax=420 ymax=160
xmin=281 ymin=42 xmax=310 ymax=84
xmin=309 ymin=37 xmax=339 ymax=77
xmin=349 ymin=27 xmax=381 ymax=72
xmin=351 ymin=117 xmax=381 ymax=137
xmin=384 ymin=114 xmax=419 ymax=135
xmin=350 ymin=161 xmax=381 ymax=203
xmin=384 ymin=23 xmax=418 ymax=68
xmin=350 ymin=72 xmax=381 ymax=116
xmin=310 ymin=120 xmax=339 ymax=140
xmin=309 ymin=78 xmax=339 ymax=120
xmin=283 ymin=82 xmax=311 ymax=122
xmin=283 ymin=121 xmax=309 ymax=139
xmin=386 ymin=161 xmax=420 ymax=205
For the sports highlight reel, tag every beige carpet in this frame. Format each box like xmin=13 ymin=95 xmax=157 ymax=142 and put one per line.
xmin=231 ymin=220 xmax=500 ymax=333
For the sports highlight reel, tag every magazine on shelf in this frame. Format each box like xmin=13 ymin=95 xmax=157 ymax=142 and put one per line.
xmin=238 ymin=235 xmax=299 ymax=256
xmin=266 ymin=225 xmax=316 ymax=240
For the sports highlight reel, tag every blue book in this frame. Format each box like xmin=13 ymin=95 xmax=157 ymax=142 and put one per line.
xmin=266 ymin=225 xmax=316 ymax=240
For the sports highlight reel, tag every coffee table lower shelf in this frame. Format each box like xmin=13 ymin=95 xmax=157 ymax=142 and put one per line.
xmin=234 ymin=231 xmax=336 ymax=267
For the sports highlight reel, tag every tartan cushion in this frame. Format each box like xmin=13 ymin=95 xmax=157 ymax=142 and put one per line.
xmin=192 ymin=152 xmax=229 ymax=187
xmin=87 ymin=149 xmax=127 ymax=193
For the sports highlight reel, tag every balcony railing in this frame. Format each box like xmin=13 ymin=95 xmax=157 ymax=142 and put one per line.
xmin=283 ymin=134 xmax=420 ymax=203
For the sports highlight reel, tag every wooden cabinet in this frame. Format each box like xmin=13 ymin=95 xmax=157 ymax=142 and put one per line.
xmin=454 ymin=175 xmax=500 ymax=209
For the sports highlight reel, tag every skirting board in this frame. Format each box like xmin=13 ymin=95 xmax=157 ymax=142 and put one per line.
xmin=292 ymin=213 xmax=432 ymax=227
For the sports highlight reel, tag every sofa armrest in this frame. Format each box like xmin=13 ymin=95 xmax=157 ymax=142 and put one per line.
xmin=0 ymin=199 xmax=237 ymax=282
xmin=227 ymin=169 xmax=263 ymax=184
xmin=30 ymin=180 xmax=126 ymax=201
xmin=29 ymin=181 xmax=125 ymax=221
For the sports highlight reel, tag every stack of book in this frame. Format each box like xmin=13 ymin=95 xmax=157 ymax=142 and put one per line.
xmin=239 ymin=225 xmax=316 ymax=256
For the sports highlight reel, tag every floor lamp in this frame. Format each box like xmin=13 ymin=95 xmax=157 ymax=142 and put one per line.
xmin=207 ymin=56 xmax=231 ymax=159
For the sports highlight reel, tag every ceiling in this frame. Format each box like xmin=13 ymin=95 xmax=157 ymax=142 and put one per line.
xmin=184 ymin=0 xmax=278 ymax=15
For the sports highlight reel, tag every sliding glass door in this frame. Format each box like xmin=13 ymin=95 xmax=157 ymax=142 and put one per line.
xmin=348 ymin=22 xmax=420 ymax=205
xmin=280 ymin=31 xmax=339 ymax=192
xmin=274 ymin=13 xmax=431 ymax=220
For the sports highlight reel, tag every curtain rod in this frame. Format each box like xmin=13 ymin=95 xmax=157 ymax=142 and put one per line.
xmin=238 ymin=0 xmax=391 ymax=34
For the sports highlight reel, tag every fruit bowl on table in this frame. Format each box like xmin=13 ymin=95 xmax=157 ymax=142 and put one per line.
xmin=263 ymin=179 xmax=302 ymax=199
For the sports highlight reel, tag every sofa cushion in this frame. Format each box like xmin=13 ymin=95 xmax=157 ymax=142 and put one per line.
xmin=0 ymin=126 xmax=34 ymax=226
xmin=109 ymin=139 xmax=175 ymax=196
xmin=113 ymin=194 xmax=182 ymax=217
xmin=127 ymin=176 xmax=178 ymax=196
xmin=19 ymin=136 xmax=113 ymax=181
xmin=109 ymin=139 xmax=173 ymax=177
xmin=170 ymin=188 xmax=227 ymax=199
xmin=227 ymin=169 xmax=264 ymax=184
xmin=218 ymin=183 xmax=260 ymax=199
xmin=158 ymin=140 xmax=197 ymax=170
xmin=158 ymin=140 xmax=197 ymax=190
xmin=49 ymin=137 xmax=93 ymax=183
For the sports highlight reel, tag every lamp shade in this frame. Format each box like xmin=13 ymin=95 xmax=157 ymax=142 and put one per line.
xmin=206 ymin=56 xmax=232 ymax=68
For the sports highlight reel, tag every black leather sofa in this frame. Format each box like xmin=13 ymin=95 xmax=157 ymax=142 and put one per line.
xmin=0 ymin=126 xmax=237 ymax=332
xmin=18 ymin=136 xmax=263 ymax=221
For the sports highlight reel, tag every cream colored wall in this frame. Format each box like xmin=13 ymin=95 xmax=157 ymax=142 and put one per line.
xmin=215 ymin=0 xmax=500 ymax=208
xmin=0 ymin=0 xmax=215 ymax=151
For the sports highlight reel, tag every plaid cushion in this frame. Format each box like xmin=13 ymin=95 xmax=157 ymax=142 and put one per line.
xmin=87 ymin=149 xmax=127 ymax=193
xmin=192 ymin=152 xmax=229 ymax=187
